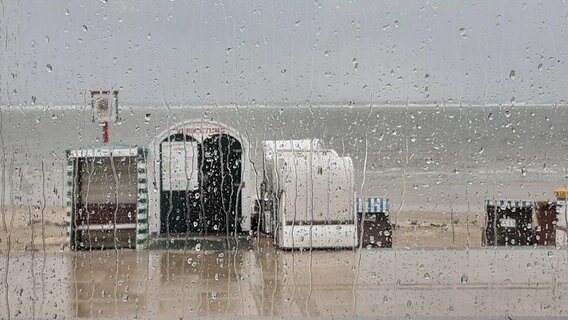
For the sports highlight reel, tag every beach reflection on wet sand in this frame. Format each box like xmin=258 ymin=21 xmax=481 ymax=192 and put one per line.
xmin=2 ymin=236 xmax=568 ymax=318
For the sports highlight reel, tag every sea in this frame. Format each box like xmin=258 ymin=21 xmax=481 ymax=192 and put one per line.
xmin=1 ymin=103 xmax=567 ymax=215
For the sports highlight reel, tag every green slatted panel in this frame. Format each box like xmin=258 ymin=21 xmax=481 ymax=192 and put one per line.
xmin=136 ymin=147 xmax=149 ymax=249
xmin=65 ymin=156 xmax=74 ymax=250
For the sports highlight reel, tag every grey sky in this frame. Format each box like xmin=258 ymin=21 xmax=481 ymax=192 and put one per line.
xmin=1 ymin=0 xmax=567 ymax=106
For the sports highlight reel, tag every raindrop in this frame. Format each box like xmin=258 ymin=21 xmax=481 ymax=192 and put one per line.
xmin=458 ymin=28 xmax=467 ymax=38
xmin=195 ymin=243 xmax=201 ymax=251
xmin=65 ymin=9 xmax=69 ymax=15
xmin=46 ymin=64 xmax=53 ymax=72
xmin=323 ymin=49 xmax=331 ymax=57
xmin=147 ymin=33 xmax=152 ymax=40
xmin=82 ymin=25 xmax=88 ymax=32
xmin=538 ymin=63 xmax=543 ymax=71
xmin=145 ymin=113 xmax=151 ymax=122
xmin=122 ymin=294 xmax=129 ymax=302
xmin=509 ymin=70 xmax=515 ymax=80
xmin=460 ymin=274 xmax=468 ymax=284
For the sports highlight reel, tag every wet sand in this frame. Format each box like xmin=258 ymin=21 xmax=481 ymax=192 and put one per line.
xmin=0 ymin=206 xmax=486 ymax=254
xmin=2 ymin=207 xmax=560 ymax=318
xmin=1 ymin=244 xmax=567 ymax=318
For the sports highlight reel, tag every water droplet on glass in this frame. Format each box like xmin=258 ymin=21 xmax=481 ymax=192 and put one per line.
xmin=195 ymin=243 xmax=201 ymax=251
xmin=82 ymin=25 xmax=88 ymax=32
xmin=459 ymin=28 xmax=467 ymax=38
xmin=538 ymin=63 xmax=543 ymax=71
xmin=65 ymin=9 xmax=69 ymax=15
xmin=46 ymin=64 xmax=53 ymax=72
xmin=509 ymin=70 xmax=515 ymax=80
xmin=460 ymin=274 xmax=468 ymax=284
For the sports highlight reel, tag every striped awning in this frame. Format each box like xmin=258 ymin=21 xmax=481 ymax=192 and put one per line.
xmin=485 ymin=199 xmax=534 ymax=208
xmin=355 ymin=197 xmax=389 ymax=213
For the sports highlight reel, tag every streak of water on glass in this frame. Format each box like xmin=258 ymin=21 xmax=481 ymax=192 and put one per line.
xmin=40 ymin=160 xmax=47 ymax=315
xmin=109 ymin=153 xmax=122 ymax=316
xmin=0 ymin=109 xmax=5 ymax=234
xmin=305 ymin=141 xmax=315 ymax=317
xmin=352 ymin=133 xmax=368 ymax=317
xmin=27 ymin=204 xmax=36 ymax=319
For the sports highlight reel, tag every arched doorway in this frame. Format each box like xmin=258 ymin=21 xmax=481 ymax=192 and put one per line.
xmin=160 ymin=133 xmax=201 ymax=234
xmin=201 ymin=134 xmax=243 ymax=234
xmin=159 ymin=132 xmax=243 ymax=235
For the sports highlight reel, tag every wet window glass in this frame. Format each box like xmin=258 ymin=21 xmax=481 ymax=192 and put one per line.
xmin=1 ymin=1 xmax=568 ymax=319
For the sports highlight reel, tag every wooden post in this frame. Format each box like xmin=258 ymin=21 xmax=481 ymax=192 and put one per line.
xmin=103 ymin=121 xmax=109 ymax=143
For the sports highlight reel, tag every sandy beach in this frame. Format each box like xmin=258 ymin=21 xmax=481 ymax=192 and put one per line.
xmin=0 ymin=206 xmax=487 ymax=253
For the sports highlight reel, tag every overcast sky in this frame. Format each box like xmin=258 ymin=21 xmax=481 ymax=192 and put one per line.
xmin=1 ymin=0 xmax=567 ymax=106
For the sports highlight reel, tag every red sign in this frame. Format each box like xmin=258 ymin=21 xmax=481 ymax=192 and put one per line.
xmin=176 ymin=127 xmax=226 ymax=135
